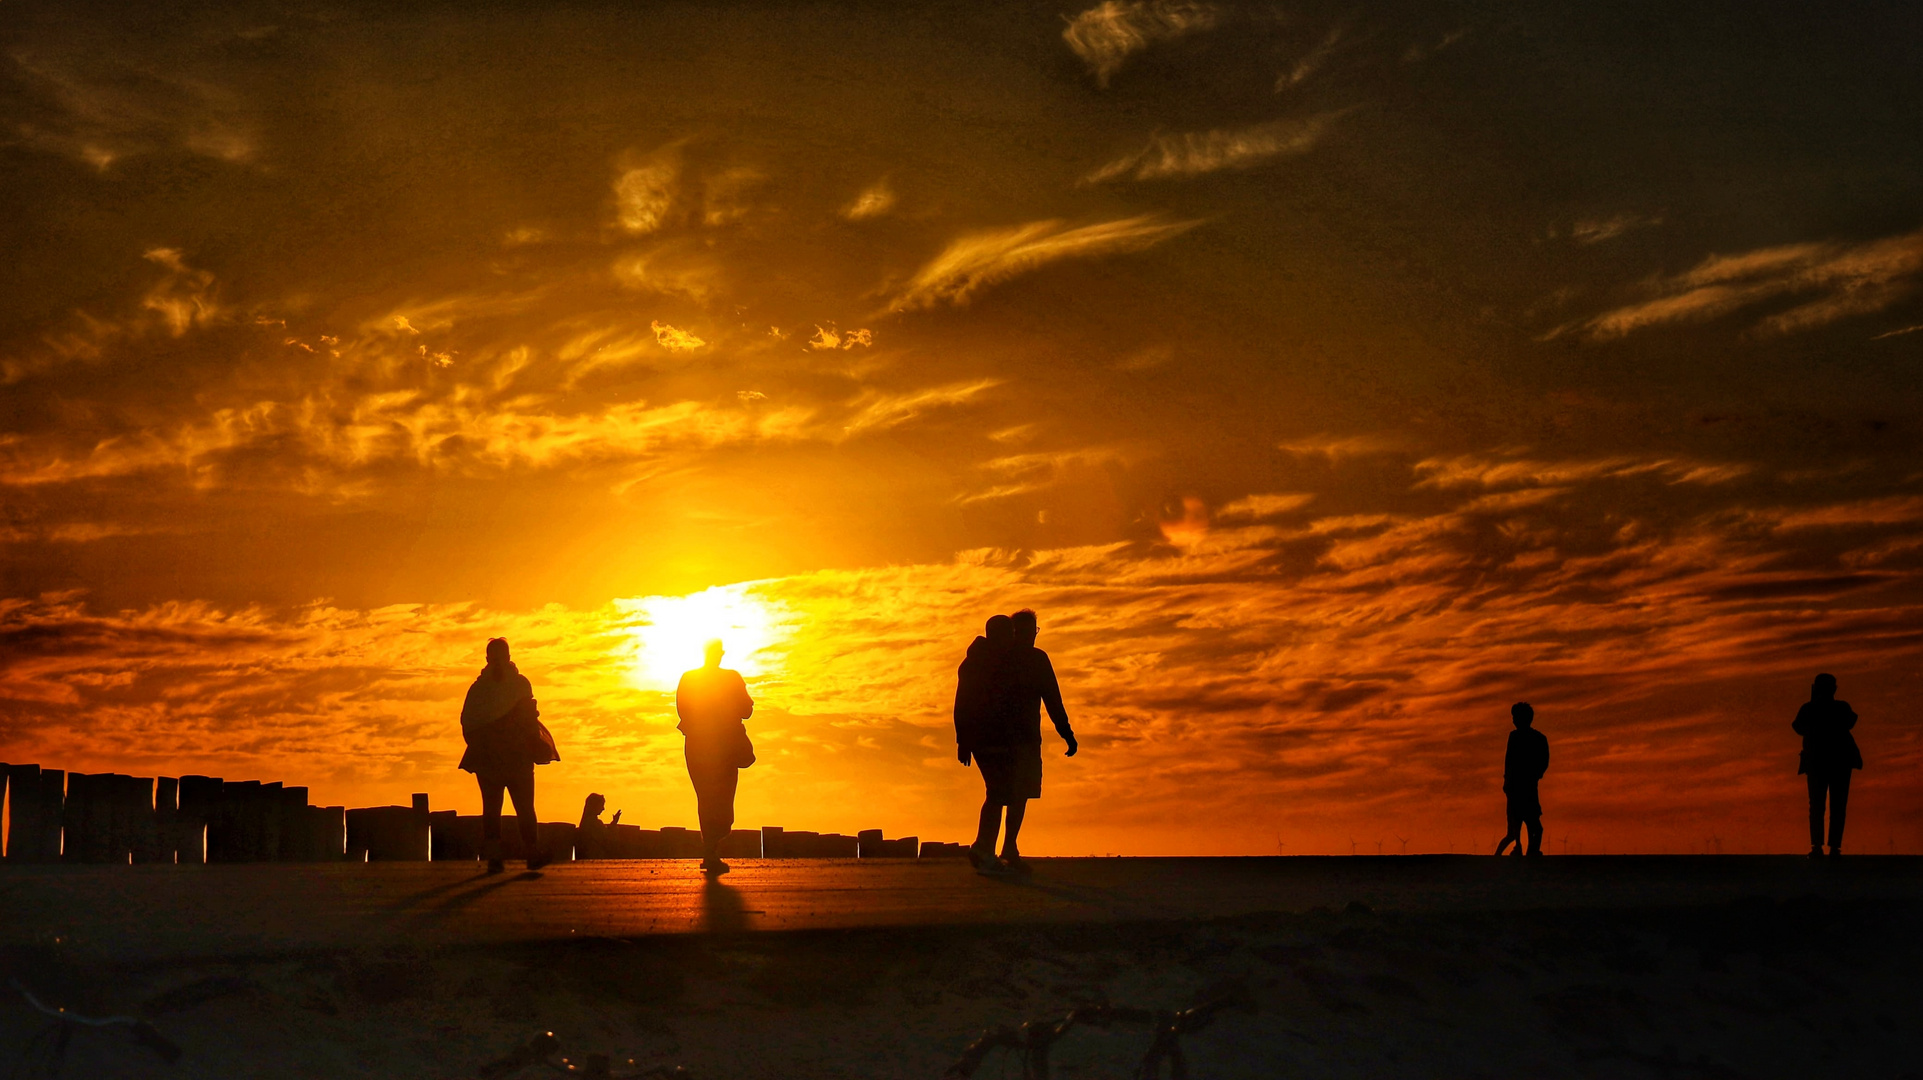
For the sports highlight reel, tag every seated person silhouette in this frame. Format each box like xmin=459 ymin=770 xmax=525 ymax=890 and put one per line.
xmin=1494 ymin=702 xmax=1548 ymax=857
xmin=677 ymin=639 xmax=755 ymax=875
xmin=577 ymin=793 xmax=611 ymax=860
xmin=1793 ymin=672 xmax=1862 ymax=858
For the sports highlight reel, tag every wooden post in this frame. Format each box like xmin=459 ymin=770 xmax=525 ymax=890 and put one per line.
xmin=311 ymin=806 xmax=346 ymax=861
xmin=35 ymin=770 xmax=64 ymax=861
xmin=760 ymin=826 xmax=785 ymax=858
xmin=0 ymin=764 xmax=8 ymax=860
xmin=62 ymin=773 xmax=100 ymax=862
xmin=175 ymin=775 xmax=221 ymax=864
xmin=278 ymin=787 xmax=309 ymax=860
xmin=258 ymin=782 xmax=284 ymax=861
xmin=857 ymin=829 xmax=884 ymax=858
xmin=3 ymin=765 xmax=32 ymax=862
xmin=146 ymin=777 xmax=178 ymax=863
xmin=120 ymin=776 xmax=155 ymax=863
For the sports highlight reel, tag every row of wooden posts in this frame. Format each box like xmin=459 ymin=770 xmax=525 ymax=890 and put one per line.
xmin=0 ymin=764 xmax=964 ymax=863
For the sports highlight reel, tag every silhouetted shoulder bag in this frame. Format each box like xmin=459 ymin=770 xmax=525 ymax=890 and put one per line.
xmin=732 ymin=722 xmax=755 ymax=769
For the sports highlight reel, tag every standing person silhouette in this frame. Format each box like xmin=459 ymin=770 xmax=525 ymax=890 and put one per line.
xmin=459 ymin=638 xmax=558 ymax=874
xmin=976 ymin=609 xmax=1078 ymax=874
xmin=956 ymin=615 xmax=1015 ymax=870
xmin=677 ymin=639 xmax=755 ymax=875
xmin=1494 ymin=702 xmax=1548 ymax=857
xmin=1793 ymin=673 xmax=1862 ymax=858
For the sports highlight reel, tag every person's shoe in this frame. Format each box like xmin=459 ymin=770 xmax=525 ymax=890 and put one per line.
xmin=525 ymin=850 xmax=553 ymax=872
xmin=1808 ymin=847 xmax=1824 ymax=859
xmin=967 ymin=844 xmax=994 ymax=869
xmin=485 ymin=858 xmax=505 ymax=876
xmin=1526 ymin=849 xmax=1543 ymax=857
xmin=702 ymin=857 xmax=731 ymax=875
xmin=974 ymin=856 xmax=1009 ymax=877
xmin=1828 ymin=847 xmax=1843 ymax=859
xmin=999 ymin=854 xmax=1032 ymax=875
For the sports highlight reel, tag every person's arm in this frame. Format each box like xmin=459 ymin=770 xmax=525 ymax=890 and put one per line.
xmin=1791 ymin=703 xmax=1810 ymax=736
xmin=1839 ymin=703 xmax=1858 ymax=731
xmin=953 ymin=669 xmax=972 ymax=765
xmin=733 ymin=672 xmax=754 ymax=720
xmin=1037 ymin=654 xmax=1077 ymax=755
xmin=675 ymin=674 xmax=691 ymax=723
xmin=1538 ymin=736 xmax=1549 ymax=780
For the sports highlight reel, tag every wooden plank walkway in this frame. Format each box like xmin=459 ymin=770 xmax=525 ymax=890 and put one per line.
xmin=3 ymin=855 xmax=1918 ymax=962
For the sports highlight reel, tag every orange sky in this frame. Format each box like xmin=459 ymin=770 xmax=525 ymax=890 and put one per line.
xmin=3 ymin=0 xmax=1920 ymax=854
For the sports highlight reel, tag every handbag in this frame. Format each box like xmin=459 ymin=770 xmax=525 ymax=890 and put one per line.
xmin=731 ymin=722 xmax=755 ymax=769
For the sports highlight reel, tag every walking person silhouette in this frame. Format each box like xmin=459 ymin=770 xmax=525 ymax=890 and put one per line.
xmin=677 ymin=639 xmax=755 ymax=875
xmin=459 ymin=637 xmax=559 ymax=874
xmin=1794 ymin=673 xmax=1862 ymax=858
xmin=959 ymin=609 xmax=1077 ymax=875
xmin=1494 ymin=702 xmax=1548 ymax=857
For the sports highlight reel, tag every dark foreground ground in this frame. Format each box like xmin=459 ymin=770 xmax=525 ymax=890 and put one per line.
xmin=2 ymin=856 xmax=1919 ymax=1078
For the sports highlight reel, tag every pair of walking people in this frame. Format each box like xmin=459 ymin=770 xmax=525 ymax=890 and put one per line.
xmin=954 ymin=609 xmax=1078 ymax=874
xmin=457 ymin=635 xmax=753 ymax=875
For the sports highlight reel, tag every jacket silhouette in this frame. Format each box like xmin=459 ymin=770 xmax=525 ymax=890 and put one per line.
xmin=1793 ymin=698 xmax=1862 ymax=775
xmin=1505 ymin=727 xmax=1550 ymax=786
xmin=954 ymin=633 xmax=1012 ymax=757
xmin=1001 ymin=645 xmax=1071 ymax=747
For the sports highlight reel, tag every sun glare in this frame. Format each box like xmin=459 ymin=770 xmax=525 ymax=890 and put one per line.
xmin=623 ymin=584 xmax=790 ymax=691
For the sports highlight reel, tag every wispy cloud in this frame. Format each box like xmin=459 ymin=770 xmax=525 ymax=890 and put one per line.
xmin=841 ymin=180 xmax=896 ymax=221
xmin=649 ymin=321 xmax=706 ymax=352
xmin=1062 ymin=1 xmax=1220 ymax=86
xmin=1085 ymin=115 xmax=1338 ymax=183
xmin=889 ymin=216 xmax=1199 ymax=311
xmin=613 ymin=149 xmax=681 ymax=235
xmin=1276 ymin=27 xmax=1343 ymax=91
xmin=1568 ymin=228 xmax=1923 ymax=340
xmin=1562 ymin=212 xmax=1664 ymax=245
xmin=839 ymin=379 xmax=1001 ymax=437
xmin=7 ymin=51 xmax=256 ymax=169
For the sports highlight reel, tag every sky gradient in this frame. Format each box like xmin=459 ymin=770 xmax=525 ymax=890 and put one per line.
xmin=3 ymin=0 xmax=1921 ymax=854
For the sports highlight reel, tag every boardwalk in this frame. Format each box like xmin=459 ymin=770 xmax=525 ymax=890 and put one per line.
xmin=6 ymin=855 xmax=1919 ymax=962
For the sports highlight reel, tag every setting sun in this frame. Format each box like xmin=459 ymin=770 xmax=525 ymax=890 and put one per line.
xmin=623 ymin=585 xmax=791 ymax=691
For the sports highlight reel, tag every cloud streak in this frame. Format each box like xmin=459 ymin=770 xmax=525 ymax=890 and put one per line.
xmin=1570 ymin=228 xmax=1923 ymax=340
xmin=1085 ymin=115 xmax=1337 ymax=183
xmin=1062 ymin=1 xmax=1220 ymax=86
xmin=889 ymin=217 xmax=1199 ymax=311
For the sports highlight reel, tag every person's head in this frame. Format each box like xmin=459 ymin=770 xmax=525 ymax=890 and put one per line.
xmin=583 ymin=792 xmax=606 ymax=818
xmin=703 ymin=639 xmax=725 ymax=667
xmin=1511 ymin=702 xmax=1534 ymax=729
xmin=985 ymin=614 xmax=1014 ymax=647
xmin=1811 ymin=673 xmax=1837 ymax=701
xmin=485 ymin=637 xmax=511 ymax=667
xmin=1011 ymin=608 xmax=1038 ymax=647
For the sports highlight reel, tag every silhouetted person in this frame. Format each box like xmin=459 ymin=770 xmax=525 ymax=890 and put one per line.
xmin=459 ymin=637 xmax=559 ymax=874
xmin=577 ymin=793 xmax=609 ymax=860
xmin=956 ymin=615 xmax=1015 ymax=870
xmin=677 ymin=639 xmax=754 ymax=875
xmin=971 ymin=609 xmax=1077 ymax=874
xmin=1494 ymin=702 xmax=1548 ymax=857
xmin=1794 ymin=672 xmax=1862 ymax=858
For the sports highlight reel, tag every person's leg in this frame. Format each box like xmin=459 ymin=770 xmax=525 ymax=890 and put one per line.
xmin=1828 ymin=771 xmax=1851 ymax=852
xmin=478 ymin=773 xmax=507 ymax=869
xmin=504 ymin=766 xmax=542 ymax=864
xmin=1807 ymin=773 xmax=1827 ymax=853
xmin=974 ymin=798 xmax=1003 ymax=857
xmin=1524 ymin=815 xmax=1544 ymax=856
xmin=701 ymin=768 xmax=739 ymax=866
xmin=1000 ymin=799 xmax=1028 ymax=859
xmin=1496 ymin=812 xmax=1520 ymax=855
